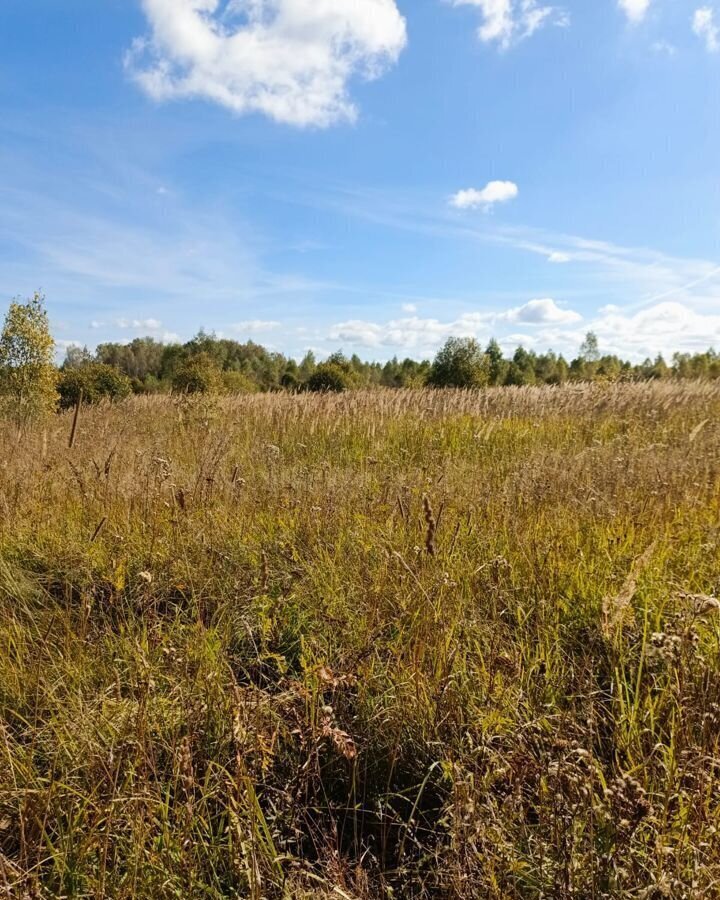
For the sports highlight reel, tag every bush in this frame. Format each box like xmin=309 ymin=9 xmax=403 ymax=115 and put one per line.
xmin=221 ymin=370 xmax=259 ymax=395
xmin=171 ymin=353 xmax=222 ymax=395
xmin=57 ymin=363 xmax=132 ymax=410
xmin=427 ymin=337 xmax=490 ymax=389
xmin=305 ymin=363 xmax=349 ymax=393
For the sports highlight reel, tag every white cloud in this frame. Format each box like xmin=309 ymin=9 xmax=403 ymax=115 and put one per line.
xmin=127 ymin=0 xmax=407 ymax=127
xmin=548 ymin=251 xmax=571 ymax=263
xmin=330 ymin=312 xmax=492 ymax=350
xmin=115 ymin=317 xmax=163 ymax=330
xmin=326 ymin=299 xmax=720 ymax=361
xmin=591 ymin=301 xmax=720 ymax=359
xmin=618 ymin=0 xmax=651 ymax=23
xmin=451 ymin=0 xmax=567 ymax=50
xmin=451 ymin=181 xmax=519 ymax=212
xmin=501 ymin=298 xmax=582 ymax=324
xmin=693 ymin=7 xmax=720 ymax=52
xmin=329 ymin=301 xmax=580 ymax=350
xmin=505 ymin=301 xmax=720 ymax=362
xmin=231 ymin=319 xmax=281 ymax=333
xmin=325 ymin=297 xmax=720 ymax=361
xmin=402 ymin=302 xmax=418 ymax=313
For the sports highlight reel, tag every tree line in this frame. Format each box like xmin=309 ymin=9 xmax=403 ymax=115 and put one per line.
xmin=69 ymin=328 xmax=720 ymax=392
xmin=2 ymin=294 xmax=720 ymax=419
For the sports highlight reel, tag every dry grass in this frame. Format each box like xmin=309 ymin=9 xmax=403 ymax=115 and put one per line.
xmin=1 ymin=382 xmax=720 ymax=898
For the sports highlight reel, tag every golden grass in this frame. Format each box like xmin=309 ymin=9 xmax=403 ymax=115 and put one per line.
xmin=1 ymin=381 xmax=720 ymax=898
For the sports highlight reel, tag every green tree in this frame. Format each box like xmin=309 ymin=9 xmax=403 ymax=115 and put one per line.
xmin=579 ymin=331 xmax=600 ymax=363
xmin=505 ymin=347 xmax=537 ymax=386
xmin=427 ymin=337 xmax=490 ymax=389
xmin=298 ymin=350 xmax=317 ymax=381
xmin=171 ymin=352 xmax=222 ymax=395
xmin=57 ymin=363 xmax=132 ymax=410
xmin=0 ymin=292 xmax=58 ymax=421
xmin=63 ymin=345 xmax=94 ymax=369
xmin=485 ymin=338 xmax=508 ymax=385
xmin=305 ymin=363 xmax=349 ymax=393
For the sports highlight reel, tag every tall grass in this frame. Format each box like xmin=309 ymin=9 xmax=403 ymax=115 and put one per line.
xmin=1 ymin=382 xmax=720 ymax=898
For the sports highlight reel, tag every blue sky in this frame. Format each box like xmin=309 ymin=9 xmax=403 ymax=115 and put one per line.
xmin=1 ymin=0 xmax=719 ymax=362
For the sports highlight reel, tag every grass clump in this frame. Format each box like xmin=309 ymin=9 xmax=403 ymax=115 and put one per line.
xmin=1 ymin=381 xmax=720 ymax=898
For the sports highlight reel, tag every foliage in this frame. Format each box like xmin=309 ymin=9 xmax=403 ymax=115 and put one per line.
xmin=580 ymin=330 xmax=601 ymax=363
xmin=2 ymin=383 xmax=720 ymax=896
xmin=57 ymin=362 xmax=132 ymax=410
xmin=171 ymin=352 xmax=223 ymax=395
xmin=305 ymin=362 xmax=350 ymax=392
xmin=221 ymin=370 xmax=260 ymax=394
xmin=66 ymin=325 xmax=720 ymax=395
xmin=427 ymin=337 xmax=490 ymax=388
xmin=63 ymin=345 xmax=94 ymax=369
xmin=0 ymin=292 xmax=57 ymax=421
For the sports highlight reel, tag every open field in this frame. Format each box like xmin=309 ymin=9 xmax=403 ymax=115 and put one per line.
xmin=2 ymin=382 xmax=720 ymax=898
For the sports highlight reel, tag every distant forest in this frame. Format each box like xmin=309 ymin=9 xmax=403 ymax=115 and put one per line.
xmin=62 ymin=330 xmax=720 ymax=395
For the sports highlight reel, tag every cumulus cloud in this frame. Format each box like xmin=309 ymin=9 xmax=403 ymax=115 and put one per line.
xmin=581 ymin=301 xmax=720 ymax=360
xmin=500 ymin=298 xmax=582 ymax=324
xmin=451 ymin=0 xmax=567 ymax=50
xmin=548 ymin=251 xmax=571 ymax=263
xmin=329 ymin=301 xmax=580 ymax=350
xmin=330 ymin=312 xmax=491 ymax=350
xmin=451 ymin=181 xmax=519 ymax=212
xmin=618 ymin=0 xmax=651 ymax=23
xmin=325 ymin=297 xmax=720 ymax=361
xmin=126 ymin=0 xmax=407 ymax=127
xmin=693 ymin=7 xmax=720 ymax=52
xmin=508 ymin=301 xmax=720 ymax=362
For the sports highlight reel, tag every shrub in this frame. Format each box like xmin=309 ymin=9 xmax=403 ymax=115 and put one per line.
xmin=427 ymin=337 xmax=490 ymax=389
xmin=57 ymin=363 xmax=132 ymax=410
xmin=305 ymin=363 xmax=349 ymax=393
xmin=171 ymin=353 xmax=222 ymax=395
xmin=221 ymin=370 xmax=259 ymax=394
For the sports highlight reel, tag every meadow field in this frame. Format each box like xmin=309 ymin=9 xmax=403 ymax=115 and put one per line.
xmin=2 ymin=381 xmax=720 ymax=899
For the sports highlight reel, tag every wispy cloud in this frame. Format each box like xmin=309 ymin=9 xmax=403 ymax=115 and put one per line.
xmin=450 ymin=0 xmax=568 ymax=50
xmin=293 ymin=181 xmax=720 ymax=318
xmin=115 ymin=317 xmax=163 ymax=330
xmin=0 ymin=172 xmax=346 ymax=358
xmin=230 ymin=320 xmax=281 ymax=334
